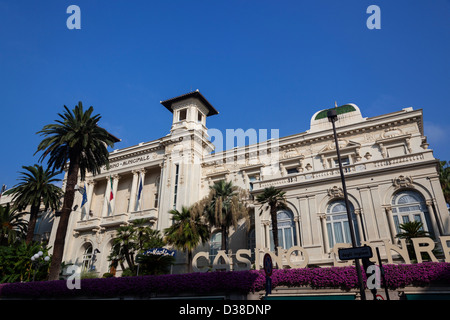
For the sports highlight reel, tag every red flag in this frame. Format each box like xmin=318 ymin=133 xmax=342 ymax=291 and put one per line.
xmin=109 ymin=176 xmax=114 ymax=201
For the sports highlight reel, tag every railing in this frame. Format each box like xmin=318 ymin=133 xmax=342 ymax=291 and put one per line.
xmin=374 ymin=153 xmax=424 ymax=168
xmin=75 ymin=208 xmax=159 ymax=231
xmin=74 ymin=217 xmax=101 ymax=232
xmin=252 ymin=151 xmax=429 ymax=190
xmin=129 ymin=208 xmax=158 ymax=221
xmin=100 ymin=212 xmax=130 ymax=227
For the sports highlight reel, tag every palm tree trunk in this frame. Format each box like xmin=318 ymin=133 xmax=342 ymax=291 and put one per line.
xmin=124 ymin=245 xmax=135 ymax=272
xmin=270 ymin=205 xmax=279 ymax=255
xmin=25 ymin=205 xmax=40 ymax=244
xmin=47 ymin=156 xmax=79 ymax=281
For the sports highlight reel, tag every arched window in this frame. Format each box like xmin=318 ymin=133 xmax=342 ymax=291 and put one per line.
xmin=209 ymin=232 xmax=222 ymax=261
xmin=326 ymin=200 xmax=360 ymax=249
xmin=270 ymin=210 xmax=297 ymax=250
xmin=391 ymin=190 xmax=431 ymax=235
xmin=81 ymin=243 xmax=93 ymax=271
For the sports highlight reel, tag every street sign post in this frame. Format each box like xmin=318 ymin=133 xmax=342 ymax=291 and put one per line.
xmin=338 ymin=245 xmax=373 ymax=261
xmin=263 ymin=253 xmax=273 ymax=276
xmin=263 ymin=254 xmax=273 ymax=296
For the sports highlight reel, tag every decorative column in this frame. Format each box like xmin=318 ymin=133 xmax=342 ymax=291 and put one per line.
xmin=426 ymin=200 xmax=440 ymax=238
xmin=294 ymin=216 xmax=301 ymax=246
xmin=262 ymin=220 xmax=271 ymax=249
xmin=128 ymin=170 xmax=139 ymax=213
xmin=242 ymin=170 xmax=248 ymax=187
xmin=383 ymin=205 xmax=397 ymax=243
xmin=354 ymin=209 xmax=364 ymax=242
xmin=319 ymin=213 xmax=330 ymax=253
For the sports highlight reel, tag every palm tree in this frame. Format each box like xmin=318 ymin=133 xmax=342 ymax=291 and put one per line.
xmin=202 ymin=180 xmax=249 ymax=251
xmin=164 ymin=206 xmax=210 ymax=273
xmin=111 ymin=222 xmax=171 ymax=276
xmin=4 ymin=164 xmax=63 ymax=244
xmin=134 ymin=228 xmax=173 ymax=275
xmin=439 ymin=160 xmax=450 ymax=204
xmin=396 ymin=221 xmax=431 ymax=261
xmin=256 ymin=186 xmax=287 ymax=255
xmin=113 ymin=225 xmax=137 ymax=273
xmin=130 ymin=218 xmax=161 ymax=252
xmin=0 ymin=203 xmax=28 ymax=246
xmin=35 ymin=102 xmax=119 ymax=280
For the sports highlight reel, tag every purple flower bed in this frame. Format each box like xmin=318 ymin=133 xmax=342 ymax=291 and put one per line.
xmin=1 ymin=262 xmax=449 ymax=298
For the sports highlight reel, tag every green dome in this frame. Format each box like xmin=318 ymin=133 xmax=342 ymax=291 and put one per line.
xmin=314 ymin=104 xmax=357 ymax=120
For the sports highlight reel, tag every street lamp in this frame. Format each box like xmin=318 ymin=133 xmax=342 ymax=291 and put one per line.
xmin=327 ymin=107 xmax=366 ymax=300
xmin=31 ymin=251 xmax=50 ymax=281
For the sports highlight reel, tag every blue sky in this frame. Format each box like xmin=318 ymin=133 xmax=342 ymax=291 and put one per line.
xmin=0 ymin=0 xmax=449 ymax=189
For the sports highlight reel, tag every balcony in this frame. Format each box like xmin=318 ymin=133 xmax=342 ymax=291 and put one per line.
xmin=100 ymin=212 xmax=130 ymax=228
xmin=74 ymin=217 xmax=101 ymax=232
xmin=251 ymin=151 xmax=430 ymax=191
xmin=129 ymin=208 xmax=158 ymax=222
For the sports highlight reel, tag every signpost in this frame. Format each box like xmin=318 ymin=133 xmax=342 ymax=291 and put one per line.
xmin=263 ymin=253 xmax=273 ymax=296
xmin=144 ymin=248 xmax=176 ymax=257
xmin=338 ymin=245 xmax=373 ymax=261
xmin=327 ymin=108 xmax=367 ymax=300
xmin=376 ymin=247 xmax=390 ymax=300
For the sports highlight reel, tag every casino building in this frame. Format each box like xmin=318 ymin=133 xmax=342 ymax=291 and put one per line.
xmin=50 ymin=90 xmax=450 ymax=275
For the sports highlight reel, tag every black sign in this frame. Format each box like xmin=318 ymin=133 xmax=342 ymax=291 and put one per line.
xmin=338 ymin=246 xmax=373 ymax=261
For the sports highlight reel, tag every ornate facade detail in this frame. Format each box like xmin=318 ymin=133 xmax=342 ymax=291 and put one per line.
xmin=381 ymin=127 xmax=403 ymax=139
xmin=393 ymin=175 xmax=413 ymax=189
xmin=327 ymin=186 xmax=344 ymax=198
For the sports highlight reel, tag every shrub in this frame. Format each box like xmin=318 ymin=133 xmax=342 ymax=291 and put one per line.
xmin=1 ymin=262 xmax=449 ymax=299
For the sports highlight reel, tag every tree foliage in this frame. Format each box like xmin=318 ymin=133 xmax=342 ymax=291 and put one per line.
xmin=35 ymin=102 xmax=118 ymax=280
xmin=4 ymin=164 xmax=62 ymax=243
xmin=0 ymin=241 xmax=50 ymax=283
xmin=108 ymin=219 xmax=174 ymax=276
xmin=0 ymin=203 xmax=27 ymax=246
xmin=256 ymin=186 xmax=287 ymax=254
xmin=439 ymin=160 xmax=450 ymax=204
xmin=164 ymin=206 xmax=209 ymax=272
xmin=396 ymin=221 xmax=433 ymax=262
xmin=199 ymin=180 xmax=249 ymax=251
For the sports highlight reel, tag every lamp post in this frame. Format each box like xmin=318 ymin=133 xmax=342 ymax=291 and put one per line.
xmin=31 ymin=251 xmax=50 ymax=281
xmin=327 ymin=107 xmax=366 ymax=300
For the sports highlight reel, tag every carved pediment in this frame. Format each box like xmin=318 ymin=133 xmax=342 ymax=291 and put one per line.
xmin=319 ymin=140 xmax=361 ymax=155
xmin=381 ymin=127 xmax=403 ymax=139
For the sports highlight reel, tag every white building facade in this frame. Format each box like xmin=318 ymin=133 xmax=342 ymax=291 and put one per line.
xmin=50 ymin=91 xmax=450 ymax=275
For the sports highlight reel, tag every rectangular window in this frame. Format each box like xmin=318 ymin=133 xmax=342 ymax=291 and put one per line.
xmin=197 ymin=110 xmax=203 ymax=123
xmin=287 ymin=167 xmax=299 ymax=174
xmin=248 ymin=175 xmax=257 ymax=191
xmin=334 ymin=156 xmax=350 ymax=167
xmin=179 ymin=109 xmax=187 ymax=121
xmin=387 ymin=145 xmax=406 ymax=157
xmin=173 ymin=164 xmax=180 ymax=209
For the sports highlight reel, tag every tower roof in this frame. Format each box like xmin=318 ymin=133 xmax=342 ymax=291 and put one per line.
xmin=309 ymin=103 xmax=364 ymax=133
xmin=160 ymin=90 xmax=219 ymax=116
xmin=313 ymin=104 xmax=357 ymax=120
